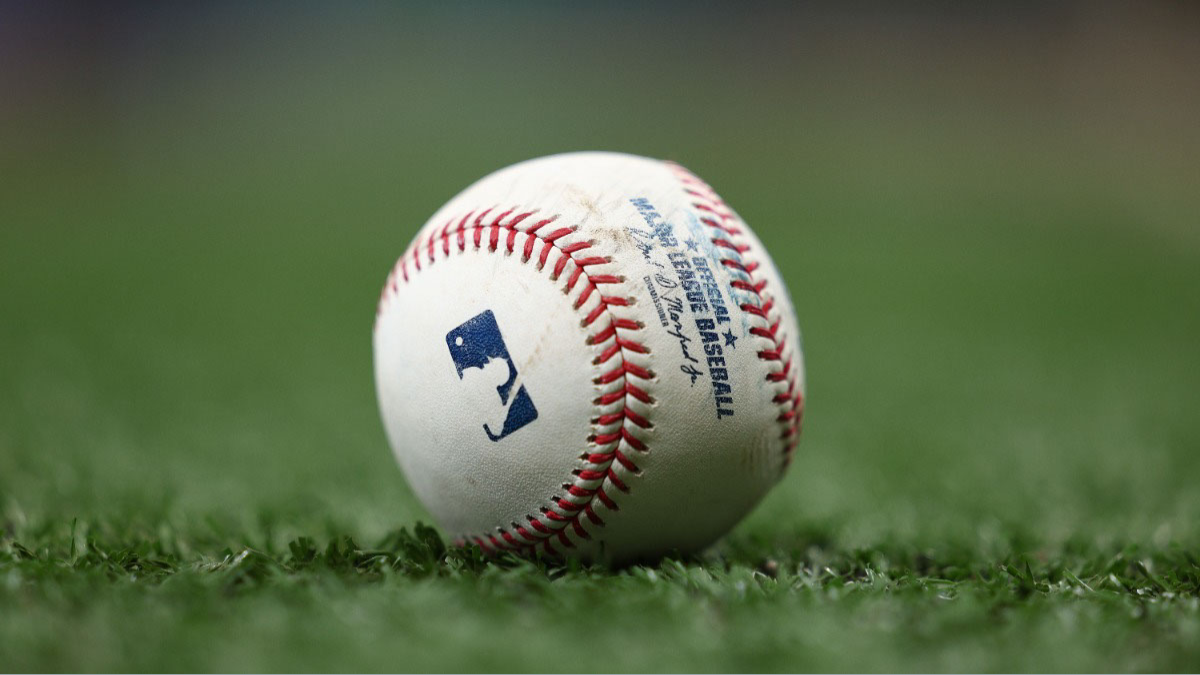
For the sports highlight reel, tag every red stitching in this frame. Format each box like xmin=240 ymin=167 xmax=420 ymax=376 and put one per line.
xmin=666 ymin=162 xmax=805 ymax=468
xmin=730 ymin=279 xmax=767 ymax=295
xmin=712 ymin=238 xmax=750 ymax=254
xmin=378 ymin=205 xmax=653 ymax=556
xmin=595 ymin=383 xmax=653 ymax=406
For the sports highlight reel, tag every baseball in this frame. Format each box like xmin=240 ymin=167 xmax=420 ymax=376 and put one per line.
xmin=374 ymin=152 xmax=805 ymax=563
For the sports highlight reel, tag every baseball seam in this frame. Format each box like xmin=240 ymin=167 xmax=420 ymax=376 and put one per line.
xmin=376 ymin=206 xmax=654 ymax=556
xmin=665 ymin=162 xmax=805 ymax=469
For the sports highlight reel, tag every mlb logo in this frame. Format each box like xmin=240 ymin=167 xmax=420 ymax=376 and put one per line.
xmin=445 ymin=310 xmax=539 ymax=442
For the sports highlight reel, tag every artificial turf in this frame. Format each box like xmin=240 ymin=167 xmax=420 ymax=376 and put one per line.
xmin=2 ymin=5 xmax=1199 ymax=672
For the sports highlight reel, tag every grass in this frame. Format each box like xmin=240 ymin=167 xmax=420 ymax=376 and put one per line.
xmin=3 ymin=519 xmax=1199 ymax=672
xmin=2 ymin=4 xmax=1199 ymax=672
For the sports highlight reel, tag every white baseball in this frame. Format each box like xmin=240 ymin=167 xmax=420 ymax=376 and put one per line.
xmin=374 ymin=152 xmax=805 ymax=563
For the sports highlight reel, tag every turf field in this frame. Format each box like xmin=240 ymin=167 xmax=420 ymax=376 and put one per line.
xmin=2 ymin=5 xmax=1198 ymax=672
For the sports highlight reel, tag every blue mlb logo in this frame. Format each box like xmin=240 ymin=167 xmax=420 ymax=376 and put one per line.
xmin=445 ymin=310 xmax=539 ymax=441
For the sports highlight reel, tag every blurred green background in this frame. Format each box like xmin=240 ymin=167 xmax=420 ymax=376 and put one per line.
xmin=1 ymin=2 xmax=1199 ymax=671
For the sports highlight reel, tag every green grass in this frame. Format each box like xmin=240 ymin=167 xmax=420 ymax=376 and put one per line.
xmin=2 ymin=5 xmax=1199 ymax=672
xmin=3 ymin=520 xmax=1199 ymax=672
